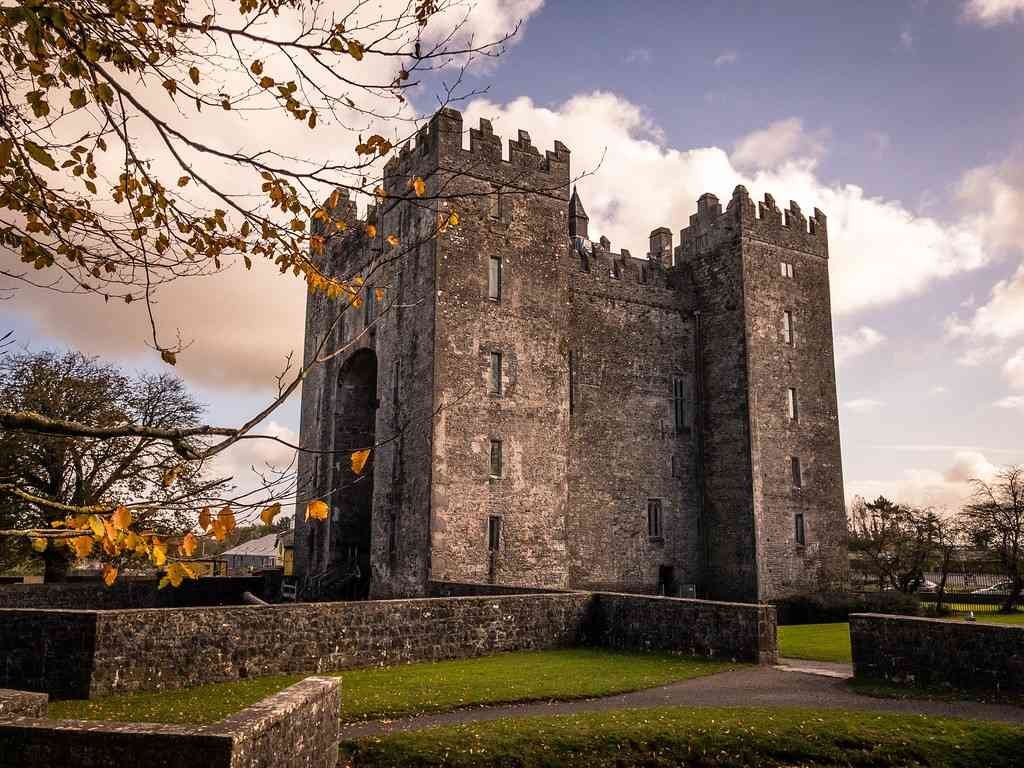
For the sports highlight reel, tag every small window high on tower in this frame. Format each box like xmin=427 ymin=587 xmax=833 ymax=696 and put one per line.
xmin=787 ymin=387 xmax=799 ymax=421
xmin=489 ymin=439 xmax=503 ymax=478
xmin=490 ymin=352 xmax=502 ymax=395
xmin=488 ymin=256 xmax=502 ymax=301
xmin=783 ymin=310 xmax=794 ymax=346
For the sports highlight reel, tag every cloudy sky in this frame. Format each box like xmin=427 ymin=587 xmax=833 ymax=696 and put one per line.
xmin=2 ymin=0 xmax=1023 ymax=513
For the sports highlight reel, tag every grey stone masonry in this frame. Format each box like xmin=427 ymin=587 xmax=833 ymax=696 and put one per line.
xmin=851 ymin=613 xmax=1024 ymax=693
xmin=1 ymin=592 xmax=777 ymax=698
xmin=0 ymin=676 xmax=340 ymax=768
xmin=0 ymin=689 xmax=48 ymax=719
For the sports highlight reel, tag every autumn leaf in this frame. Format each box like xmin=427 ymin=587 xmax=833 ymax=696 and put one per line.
xmin=88 ymin=515 xmax=105 ymax=539
xmin=306 ymin=499 xmax=329 ymax=521
xmin=351 ymin=448 xmax=371 ymax=475
xmin=112 ymin=506 xmax=132 ymax=531
xmin=102 ymin=565 xmax=118 ymax=587
xmin=198 ymin=507 xmax=212 ymax=531
xmin=24 ymin=141 xmax=56 ymax=170
xmin=31 ymin=537 xmax=47 ymax=553
xmin=348 ymin=40 xmax=364 ymax=61
xmin=218 ymin=506 xmax=236 ymax=533
xmin=375 ymin=287 xmax=385 ymax=303
xmin=161 ymin=349 xmax=177 ymax=365
xmin=189 ymin=66 xmax=200 ymax=85
xmin=180 ymin=532 xmax=198 ymax=557
xmin=71 ymin=536 xmax=94 ymax=558
xmin=260 ymin=503 xmax=282 ymax=526
xmin=151 ymin=539 xmax=167 ymax=567
xmin=177 ymin=176 xmax=190 ymax=187
xmin=411 ymin=177 xmax=427 ymax=197
xmin=251 ymin=60 xmax=264 ymax=75
xmin=162 ymin=78 xmax=178 ymax=97
xmin=365 ymin=223 xmax=377 ymax=238
xmin=449 ymin=211 xmax=459 ymax=227
xmin=386 ymin=233 xmax=399 ymax=247
xmin=161 ymin=464 xmax=182 ymax=488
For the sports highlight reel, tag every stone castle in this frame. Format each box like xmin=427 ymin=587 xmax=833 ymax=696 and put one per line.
xmin=293 ymin=107 xmax=848 ymax=603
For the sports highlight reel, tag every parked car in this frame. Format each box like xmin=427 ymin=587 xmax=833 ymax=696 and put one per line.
xmin=918 ymin=579 xmax=939 ymax=593
xmin=972 ymin=581 xmax=1015 ymax=595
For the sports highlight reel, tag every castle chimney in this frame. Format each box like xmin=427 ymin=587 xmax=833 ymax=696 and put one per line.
xmin=649 ymin=227 xmax=673 ymax=268
xmin=697 ymin=193 xmax=721 ymax=219
xmin=568 ymin=186 xmax=589 ymax=239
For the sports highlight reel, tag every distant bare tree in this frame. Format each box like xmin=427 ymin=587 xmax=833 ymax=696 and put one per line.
xmin=962 ymin=466 xmax=1024 ymax=613
xmin=848 ymin=495 xmax=941 ymax=594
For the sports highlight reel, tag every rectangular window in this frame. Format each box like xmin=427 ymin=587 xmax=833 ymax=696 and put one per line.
xmin=568 ymin=350 xmax=576 ymax=415
xmin=787 ymin=387 xmax=799 ymax=422
xmin=791 ymin=456 xmax=803 ymax=488
xmin=782 ymin=310 xmax=794 ymax=346
xmin=671 ymin=455 xmax=681 ymax=478
xmin=488 ymin=256 xmax=502 ymax=300
xmin=488 ymin=515 xmax=501 ymax=552
xmin=489 ymin=439 xmax=502 ymax=478
xmin=647 ymin=499 xmax=663 ymax=540
xmin=673 ymin=377 xmax=687 ymax=433
xmin=795 ymin=513 xmax=806 ymax=545
xmin=364 ymin=284 xmax=377 ymax=327
xmin=490 ymin=352 xmax=502 ymax=395
xmin=780 ymin=261 xmax=794 ymax=278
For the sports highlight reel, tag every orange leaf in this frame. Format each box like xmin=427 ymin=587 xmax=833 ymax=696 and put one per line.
xmin=411 ymin=177 xmax=426 ymax=197
xmin=151 ymin=539 xmax=167 ymax=567
xmin=31 ymin=537 xmax=47 ymax=553
xmin=102 ymin=565 xmax=118 ymax=587
xmin=351 ymin=448 xmax=371 ymax=475
xmin=88 ymin=515 xmax=105 ymax=539
xmin=306 ymin=499 xmax=329 ymax=521
xmin=198 ymin=507 xmax=211 ymax=531
xmin=71 ymin=536 xmax=94 ymax=558
xmin=260 ymin=503 xmax=282 ymax=527
xmin=218 ymin=506 xmax=236 ymax=533
xmin=365 ymin=224 xmax=377 ymax=239
xmin=180 ymin=532 xmax=198 ymax=558
xmin=112 ymin=506 xmax=132 ymax=531
xmin=386 ymin=233 xmax=399 ymax=247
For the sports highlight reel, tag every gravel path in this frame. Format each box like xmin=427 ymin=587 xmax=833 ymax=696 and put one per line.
xmin=339 ymin=665 xmax=1024 ymax=739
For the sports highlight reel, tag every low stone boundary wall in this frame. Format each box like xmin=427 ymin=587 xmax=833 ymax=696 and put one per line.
xmin=850 ymin=613 xmax=1024 ymax=693
xmin=588 ymin=592 xmax=778 ymax=664
xmin=1 ymin=592 xmax=777 ymax=699
xmin=0 ymin=690 xmax=47 ymax=719
xmin=427 ymin=580 xmax=571 ymax=597
xmin=0 ymin=676 xmax=340 ymax=768
xmin=0 ymin=576 xmax=265 ymax=610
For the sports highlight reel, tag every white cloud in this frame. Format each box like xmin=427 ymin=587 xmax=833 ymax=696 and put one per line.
xmin=835 ymin=326 xmax=886 ymax=365
xmin=211 ymin=421 xmax=299 ymax=518
xmin=948 ymin=262 xmax=1024 ymax=342
xmin=929 ymin=385 xmax=949 ymax=395
xmin=1004 ymin=346 xmax=1024 ymax=389
xmin=463 ymin=92 xmax=989 ymax=316
xmin=843 ymin=398 xmax=884 ymax=412
xmin=995 ymin=395 xmax=1024 ymax=410
xmin=962 ymin=0 xmax=1024 ymax=26
xmin=957 ymin=151 xmax=1024 ymax=254
xmin=713 ymin=50 xmax=738 ymax=67
xmin=848 ymin=450 xmax=1001 ymax=510
xmin=730 ymin=118 xmax=827 ymax=172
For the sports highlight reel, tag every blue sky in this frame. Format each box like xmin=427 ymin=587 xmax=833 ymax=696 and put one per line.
xmin=2 ymin=0 xmax=1023 ymax=511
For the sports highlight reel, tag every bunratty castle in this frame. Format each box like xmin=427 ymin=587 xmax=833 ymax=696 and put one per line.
xmin=294 ymin=108 xmax=848 ymax=604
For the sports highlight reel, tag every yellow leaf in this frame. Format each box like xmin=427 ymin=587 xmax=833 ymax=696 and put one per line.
xmin=163 ymin=562 xmax=193 ymax=588
xmin=306 ymin=499 xmax=329 ymax=521
xmin=218 ymin=507 xmax=236 ymax=533
xmin=449 ymin=211 xmax=459 ymax=227
xmin=102 ymin=565 xmax=118 ymax=587
xmin=161 ymin=464 xmax=181 ymax=488
xmin=365 ymin=224 xmax=377 ymax=239
xmin=386 ymin=233 xmax=399 ymax=247
xmin=375 ymin=287 xmax=385 ymax=303
xmin=411 ymin=177 xmax=426 ymax=197
xmin=161 ymin=349 xmax=177 ymax=365
xmin=351 ymin=448 xmax=371 ymax=475
xmin=260 ymin=503 xmax=282 ymax=526
xmin=112 ymin=506 xmax=132 ymax=531
xmin=177 ymin=176 xmax=190 ymax=187
xmin=88 ymin=515 xmax=105 ymax=539
xmin=71 ymin=536 xmax=94 ymax=558
xmin=198 ymin=507 xmax=211 ymax=531
xmin=125 ymin=531 xmax=143 ymax=552
xmin=151 ymin=540 xmax=167 ymax=567
xmin=348 ymin=39 xmax=364 ymax=61
xmin=31 ymin=537 xmax=47 ymax=553
xmin=158 ymin=576 xmax=170 ymax=590
xmin=180 ymin=532 xmax=198 ymax=557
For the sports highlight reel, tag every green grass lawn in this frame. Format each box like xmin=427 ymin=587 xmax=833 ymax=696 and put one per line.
xmin=341 ymin=706 xmax=1024 ymax=768
xmin=778 ymin=612 xmax=1024 ymax=664
xmin=778 ymin=622 xmax=852 ymax=663
xmin=48 ymin=648 xmax=736 ymax=725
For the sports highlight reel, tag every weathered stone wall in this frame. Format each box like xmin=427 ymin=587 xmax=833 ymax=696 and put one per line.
xmin=567 ymin=265 xmax=701 ymax=594
xmin=850 ymin=613 xmax=1024 ymax=693
xmin=1 ymin=592 xmax=775 ymax=698
xmin=426 ymin=580 xmax=569 ymax=597
xmin=0 ymin=676 xmax=340 ymax=768
xmin=0 ymin=610 xmax=97 ymax=699
xmin=0 ymin=576 xmax=264 ymax=610
xmin=0 ymin=689 xmax=47 ymax=719
xmin=587 ymin=592 xmax=778 ymax=664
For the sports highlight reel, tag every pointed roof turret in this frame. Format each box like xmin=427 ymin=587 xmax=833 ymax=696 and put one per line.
xmin=568 ymin=186 xmax=589 ymax=239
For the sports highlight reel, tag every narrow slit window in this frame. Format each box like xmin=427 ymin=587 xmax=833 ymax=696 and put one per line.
xmin=673 ymin=377 xmax=687 ymax=433
xmin=490 ymin=352 xmax=502 ymax=395
xmin=489 ymin=439 xmax=503 ymax=478
xmin=791 ymin=456 xmax=803 ymax=488
xmin=782 ymin=310 xmax=794 ymax=346
xmin=780 ymin=261 xmax=794 ymax=278
xmin=794 ymin=513 xmax=806 ymax=545
xmin=489 ymin=186 xmax=502 ymax=219
xmin=488 ymin=255 xmax=502 ymax=301
xmin=647 ymin=499 xmax=663 ymax=540
xmin=488 ymin=515 xmax=501 ymax=552
xmin=364 ymin=284 xmax=377 ymax=327
xmin=568 ymin=350 xmax=576 ymax=415
xmin=787 ymin=387 xmax=799 ymax=422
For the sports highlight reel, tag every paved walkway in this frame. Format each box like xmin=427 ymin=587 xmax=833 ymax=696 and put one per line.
xmin=339 ymin=665 xmax=1024 ymax=739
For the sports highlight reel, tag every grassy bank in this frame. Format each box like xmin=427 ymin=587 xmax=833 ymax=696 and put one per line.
xmin=341 ymin=706 xmax=1024 ymax=767
xmin=49 ymin=648 xmax=736 ymax=725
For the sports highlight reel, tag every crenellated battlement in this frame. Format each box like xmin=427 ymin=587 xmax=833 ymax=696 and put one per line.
xmin=382 ymin=108 xmax=571 ymax=188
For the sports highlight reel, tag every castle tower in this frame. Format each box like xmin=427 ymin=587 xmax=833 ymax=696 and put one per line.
xmin=678 ymin=185 xmax=847 ymax=601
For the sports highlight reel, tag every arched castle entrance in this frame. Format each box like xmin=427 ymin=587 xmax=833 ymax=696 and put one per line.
xmin=332 ymin=348 xmax=377 ymax=599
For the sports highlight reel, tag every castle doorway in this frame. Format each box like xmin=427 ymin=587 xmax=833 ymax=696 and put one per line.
xmin=333 ymin=349 xmax=377 ymax=599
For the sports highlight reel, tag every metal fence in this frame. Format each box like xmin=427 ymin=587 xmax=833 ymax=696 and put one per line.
xmin=851 ymin=560 xmax=1023 ymax=614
